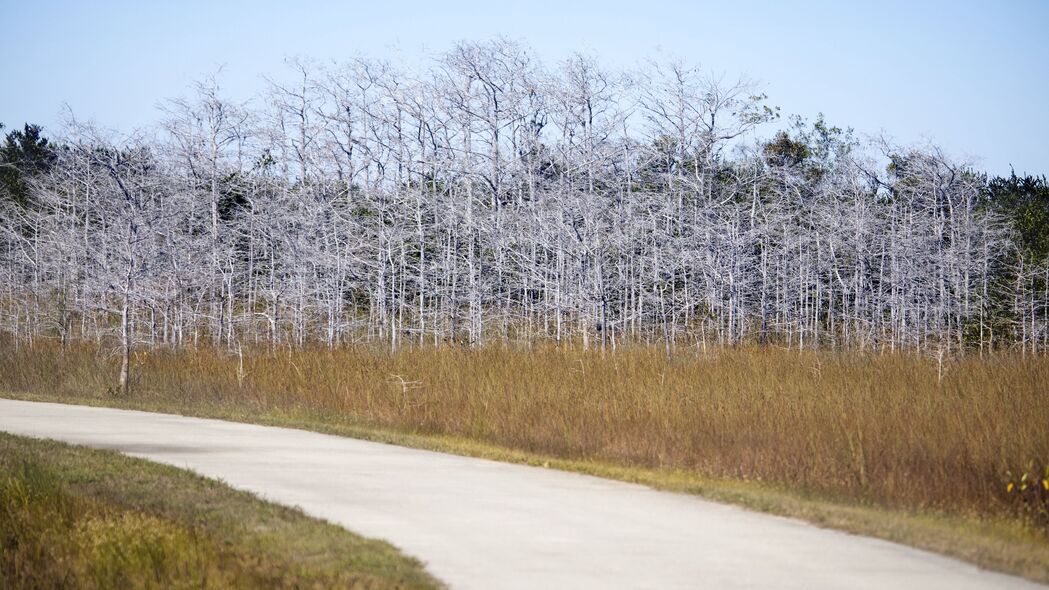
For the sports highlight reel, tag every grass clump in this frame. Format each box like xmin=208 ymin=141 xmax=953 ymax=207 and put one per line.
xmin=0 ymin=433 xmax=440 ymax=590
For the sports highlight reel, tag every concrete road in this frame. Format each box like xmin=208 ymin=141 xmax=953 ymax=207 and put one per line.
xmin=0 ymin=399 xmax=1043 ymax=590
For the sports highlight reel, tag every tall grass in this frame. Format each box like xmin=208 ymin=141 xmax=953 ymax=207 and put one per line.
xmin=2 ymin=340 xmax=1047 ymax=527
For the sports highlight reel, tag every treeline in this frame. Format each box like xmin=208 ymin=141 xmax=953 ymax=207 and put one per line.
xmin=1 ymin=40 xmax=1047 ymax=365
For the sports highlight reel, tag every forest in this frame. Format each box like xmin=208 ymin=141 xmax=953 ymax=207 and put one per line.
xmin=2 ymin=39 xmax=1048 ymax=374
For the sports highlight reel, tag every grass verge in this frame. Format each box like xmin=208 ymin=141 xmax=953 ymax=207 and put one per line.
xmin=0 ymin=431 xmax=441 ymax=589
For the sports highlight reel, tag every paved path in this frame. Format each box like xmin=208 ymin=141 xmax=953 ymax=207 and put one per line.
xmin=0 ymin=399 xmax=1043 ymax=589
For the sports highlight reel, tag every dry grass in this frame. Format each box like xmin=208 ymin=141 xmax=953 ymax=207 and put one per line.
xmin=0 ymin=433 xmax=440 ymax=589
xmin=2 ymin=340 xmax=1048 ymax=579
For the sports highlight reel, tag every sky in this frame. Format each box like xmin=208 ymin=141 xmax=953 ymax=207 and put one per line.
xmin=1 ymin=0 xmax=1046 ymax=176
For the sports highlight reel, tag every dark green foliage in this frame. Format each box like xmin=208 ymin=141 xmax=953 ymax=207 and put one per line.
xmin=988 ymin=173 xmax=1049 ymax=265
xmin=0 ymin=123 xmax=56 ymax=208
xmin=763 ymin=131 xmax=810 ymax=168
xmin=955 ymin=173 xmax=1049 ymax=349
xmin=217 ymin=172 xmax=251 ymax=222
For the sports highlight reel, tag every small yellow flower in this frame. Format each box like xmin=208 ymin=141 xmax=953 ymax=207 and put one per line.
xmin=1006 ymin=482 xmax=1015 ymax=493
xmin=1042 ymin=479 xmax=1048 ymax=491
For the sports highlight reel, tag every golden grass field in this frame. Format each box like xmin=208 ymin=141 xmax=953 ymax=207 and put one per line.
xmin=2 ymin=340 xmax=1049 ymax=579
xmin=2 ymin=341 xmax=1048 ymax=580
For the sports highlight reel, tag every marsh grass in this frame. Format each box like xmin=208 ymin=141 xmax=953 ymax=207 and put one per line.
xmin=0 ymin=433 xmax=439 ymax=589
xmin=2 ymin=341 xmax=1048 ymax=580
xmin=5 ymin=342 xmax=1046 ymax=517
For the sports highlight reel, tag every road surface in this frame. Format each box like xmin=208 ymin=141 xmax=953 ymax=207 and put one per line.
xmin=0 ymin=398 xmax=1042 ymax=589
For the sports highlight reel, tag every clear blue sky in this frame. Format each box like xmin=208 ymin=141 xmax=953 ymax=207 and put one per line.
xmin=2 ymin=0 xmax=1046 ymax=175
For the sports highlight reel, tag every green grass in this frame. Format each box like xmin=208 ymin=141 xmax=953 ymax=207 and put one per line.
xmin=0 ymin=432 xmax=442 ymax=590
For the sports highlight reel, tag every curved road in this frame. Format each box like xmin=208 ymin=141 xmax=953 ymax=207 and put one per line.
xmin=0 ymin=399 xmax=1042 ymax=590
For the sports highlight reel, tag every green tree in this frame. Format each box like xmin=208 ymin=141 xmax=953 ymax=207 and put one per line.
xmin=967 ymin=173 xmax=1049 ymax=349
xmin=0 ymin=123 xmax=56 ymax=208
xmin=763 ymin=114 xmax=854 ymax=184
xmin=988 ymin=172 xmax=1049 ymax=265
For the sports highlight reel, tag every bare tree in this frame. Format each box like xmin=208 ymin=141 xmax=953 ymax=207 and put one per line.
xmin=2 ymin=41 xmax=1039 ymax=360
